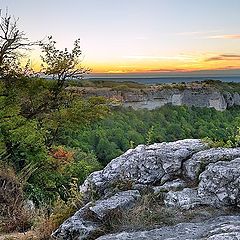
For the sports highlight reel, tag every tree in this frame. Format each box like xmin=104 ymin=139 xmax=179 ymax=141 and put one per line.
xmin=0 ymin=12 xmax=109 ymax=203
xmin=0 ymin=11 xmax=34 ymax=78
xmin=40 ymin=36 xmax=89 ymax=100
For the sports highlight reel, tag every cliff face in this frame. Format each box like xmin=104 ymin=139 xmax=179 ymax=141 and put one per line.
xmin=122 ymin=88 xmax=230 ymax=111
xmin=67 ymin=85 xmax=240 ymax=111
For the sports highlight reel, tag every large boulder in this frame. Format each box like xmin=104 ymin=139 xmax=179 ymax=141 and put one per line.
xmin=198 ymin=158 xmax=240 ymax=207
xmin=52 ymin=190 xmax=140 ymax=240
xmin=80 ymin=139 xmax=207 ymax=199
xmin=53 ymin=139 xmax=240 ymax=240
xmin=89 ymin=190 xmax=141 ymax=220
xmin=52 ymin=203 xmax=102 ymax=240
xmin=97 ymin=215 xmax=240 ymax=240
xmin=165 ymin=158 xmax=240 ymax=209
xmin=183 ymin=148 xmax=240 ymax=181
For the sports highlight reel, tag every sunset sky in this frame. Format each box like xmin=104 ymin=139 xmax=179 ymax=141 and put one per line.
xmin=1 ymin=0 xmax=240 ymax=76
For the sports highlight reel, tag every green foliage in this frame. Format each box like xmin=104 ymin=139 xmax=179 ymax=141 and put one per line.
xmin=40 ymin=36 xmax=87 ymax=81
xmin=24 ymin=147 xmax=101 ymax=204
xmin=57 ymin=106 xmax=240 ymax=166
xmin=146 ymin=126 xmax=154 ymax=145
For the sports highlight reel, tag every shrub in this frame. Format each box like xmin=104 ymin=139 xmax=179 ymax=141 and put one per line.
xmin=33 ymin=178 xmax=83 ymax=240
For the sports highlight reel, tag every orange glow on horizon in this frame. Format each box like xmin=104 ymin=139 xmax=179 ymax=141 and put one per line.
xmin=26 ymin=52 xmax=240 ymax=75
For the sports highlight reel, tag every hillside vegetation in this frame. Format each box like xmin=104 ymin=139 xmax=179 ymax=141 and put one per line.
xmin=57 ymin=105 xmax=240 ymax=166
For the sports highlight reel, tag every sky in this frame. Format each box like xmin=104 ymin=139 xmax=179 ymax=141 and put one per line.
xmin=1 ymin=0 xmax=240 ymax=76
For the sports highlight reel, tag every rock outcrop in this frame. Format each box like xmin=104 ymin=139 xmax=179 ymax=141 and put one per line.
xmin=80 ymin=139 xmax=207 ymax=199
xmin=97 ymin=215 xmax=240 ymax=240
xmin=183 ymin=148 xmax=240 ymax=181
xmin=53 ymin=139 xmax=240 ymax=240
xmin=198 ymin=158 xmax=240 ymax=207
xmin=52 ymin=190 xmax=141 ymax=239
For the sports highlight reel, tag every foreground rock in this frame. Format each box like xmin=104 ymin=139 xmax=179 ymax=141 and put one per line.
xmin=198 ymin=158 xmax=240 ymax=207
xmin=89 ymin=190 xmax=141 ymax=219
xmin=165 ymin=158 xmax=240 ymax=209
xmin=80 ymin=139 xmax=207 ymax=199
xmin=97 ymin=215 xmax=240 ymax=240
xmin=153 ymin=178 xmax=186 ymax=194
xmin=53 ymin=139 xmax=240 ymax=239
xmin=183 ymin=148 xmax=240 ymax=181
xmin=52 ymin=190 xmax=140 ymax=240
xmin=164 ymin=188 xmax=201 ymax=210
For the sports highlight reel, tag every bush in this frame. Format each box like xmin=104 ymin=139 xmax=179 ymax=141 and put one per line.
xmin=33 ymin=178 xmax=83 ymax=240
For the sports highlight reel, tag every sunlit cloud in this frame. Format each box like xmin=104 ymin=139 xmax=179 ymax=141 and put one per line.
xmin=207 ymin=34 xmax=240 ymax=39
xmin=205 ymin=54 xmax=240 ymax=61
xmin=122 ymin=55 xmax=195 ymax=61
xmin=146 ymin=68 xmax=187 ymax=72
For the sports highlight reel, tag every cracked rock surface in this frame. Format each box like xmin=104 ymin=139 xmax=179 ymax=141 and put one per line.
xmin=80 ymin=139 xmax=207 ymax=199
xmin=97 ymin=215 xmax=240 ymax=240
xmin=53 ymin=139 xmax=240 ymax=240
xmin=198 ymin=158 xmax=240 ymax=207
xmin=52 ymin=190 xmax=140 ymax=240
xmin=183 ymin=148 xmax=240 ymax=181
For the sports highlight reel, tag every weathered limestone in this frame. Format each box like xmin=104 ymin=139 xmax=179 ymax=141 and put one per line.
xmin=183 ymin=148 xmax=240 ymax=181
xmin=153 ymin=179 xmax=186 ymax=194
xmin=164 ymin=188 xmax=201 ymax=210
xmin=198 ymin=158 xmax=240 ymax=207
xmin=68 ymin=85 xmax=240 ymax=111
xmin=54 ymin=139 xmax=240 ymax=240
xmin=89 ymin=190 xmax=141 ymax=219
xmin=80 ymin=139 xmax=207 ymax=199
xmin=164 ymin=158 xmax=240 ymax=210
xmin=52 ymin=190 xmax=140 ymax=240
xmin=52 ymin=203 xmax=101 ymax=240
xmin=97 ymin=215 xmax=240 ymax=240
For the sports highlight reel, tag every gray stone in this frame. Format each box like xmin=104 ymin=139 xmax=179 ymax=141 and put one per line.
xmin=52 ymin=191 xmax=141 ymax=240
xmin=183 ymin=148 xmax=240 ymax=181
xmin=54 ymin=139 xmax=240 ymax=240
xmin=233 ymin=93 xmax=240 ymax=105
xmin=80 ymin=139 xmax=207 ymax=199
xmin=97 ymin=215 xmax=240 ymax=240
xmin=153 ymin=179 xmax=186 ymax=194
xmin=164 ymin=188 xmax=201 ymax=210
xmin=198 ymin=158 xmax=240 ymax=207
xmin=90 ymin=190 xmax=141 ymax=220
xmin=52 ymin=203 xmax=102 ymax=240
xmin=23 ymin=200 xmax=35 ymax=213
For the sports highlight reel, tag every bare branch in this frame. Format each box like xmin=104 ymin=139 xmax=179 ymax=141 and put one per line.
xmin=0 ymin=12 xmax=37 ymax=78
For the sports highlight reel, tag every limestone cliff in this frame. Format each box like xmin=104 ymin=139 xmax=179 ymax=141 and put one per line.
xmin=67 ymin=84 xmax=240 ymax=111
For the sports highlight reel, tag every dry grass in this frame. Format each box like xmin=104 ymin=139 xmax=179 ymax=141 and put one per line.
xmin=0 ymin=164 xmax=83 ymax=240
xmin=0 ymin=165 xmax=34 ymax=233
xmin=31 ymin=179 xmax=83 ymax=240
xmin=106 ymin=193 xmax=237 ymax=233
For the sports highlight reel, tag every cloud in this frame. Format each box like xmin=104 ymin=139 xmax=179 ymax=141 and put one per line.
xmin=205 ymin=54 xmax=240 ymax=62
xmin=146 ymin=68 xmax=186 ymax=72
xmin=122 ymin=55 xmax=194 ymax=61
xmin=207 ymin=34 xmax=240 ymax=39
